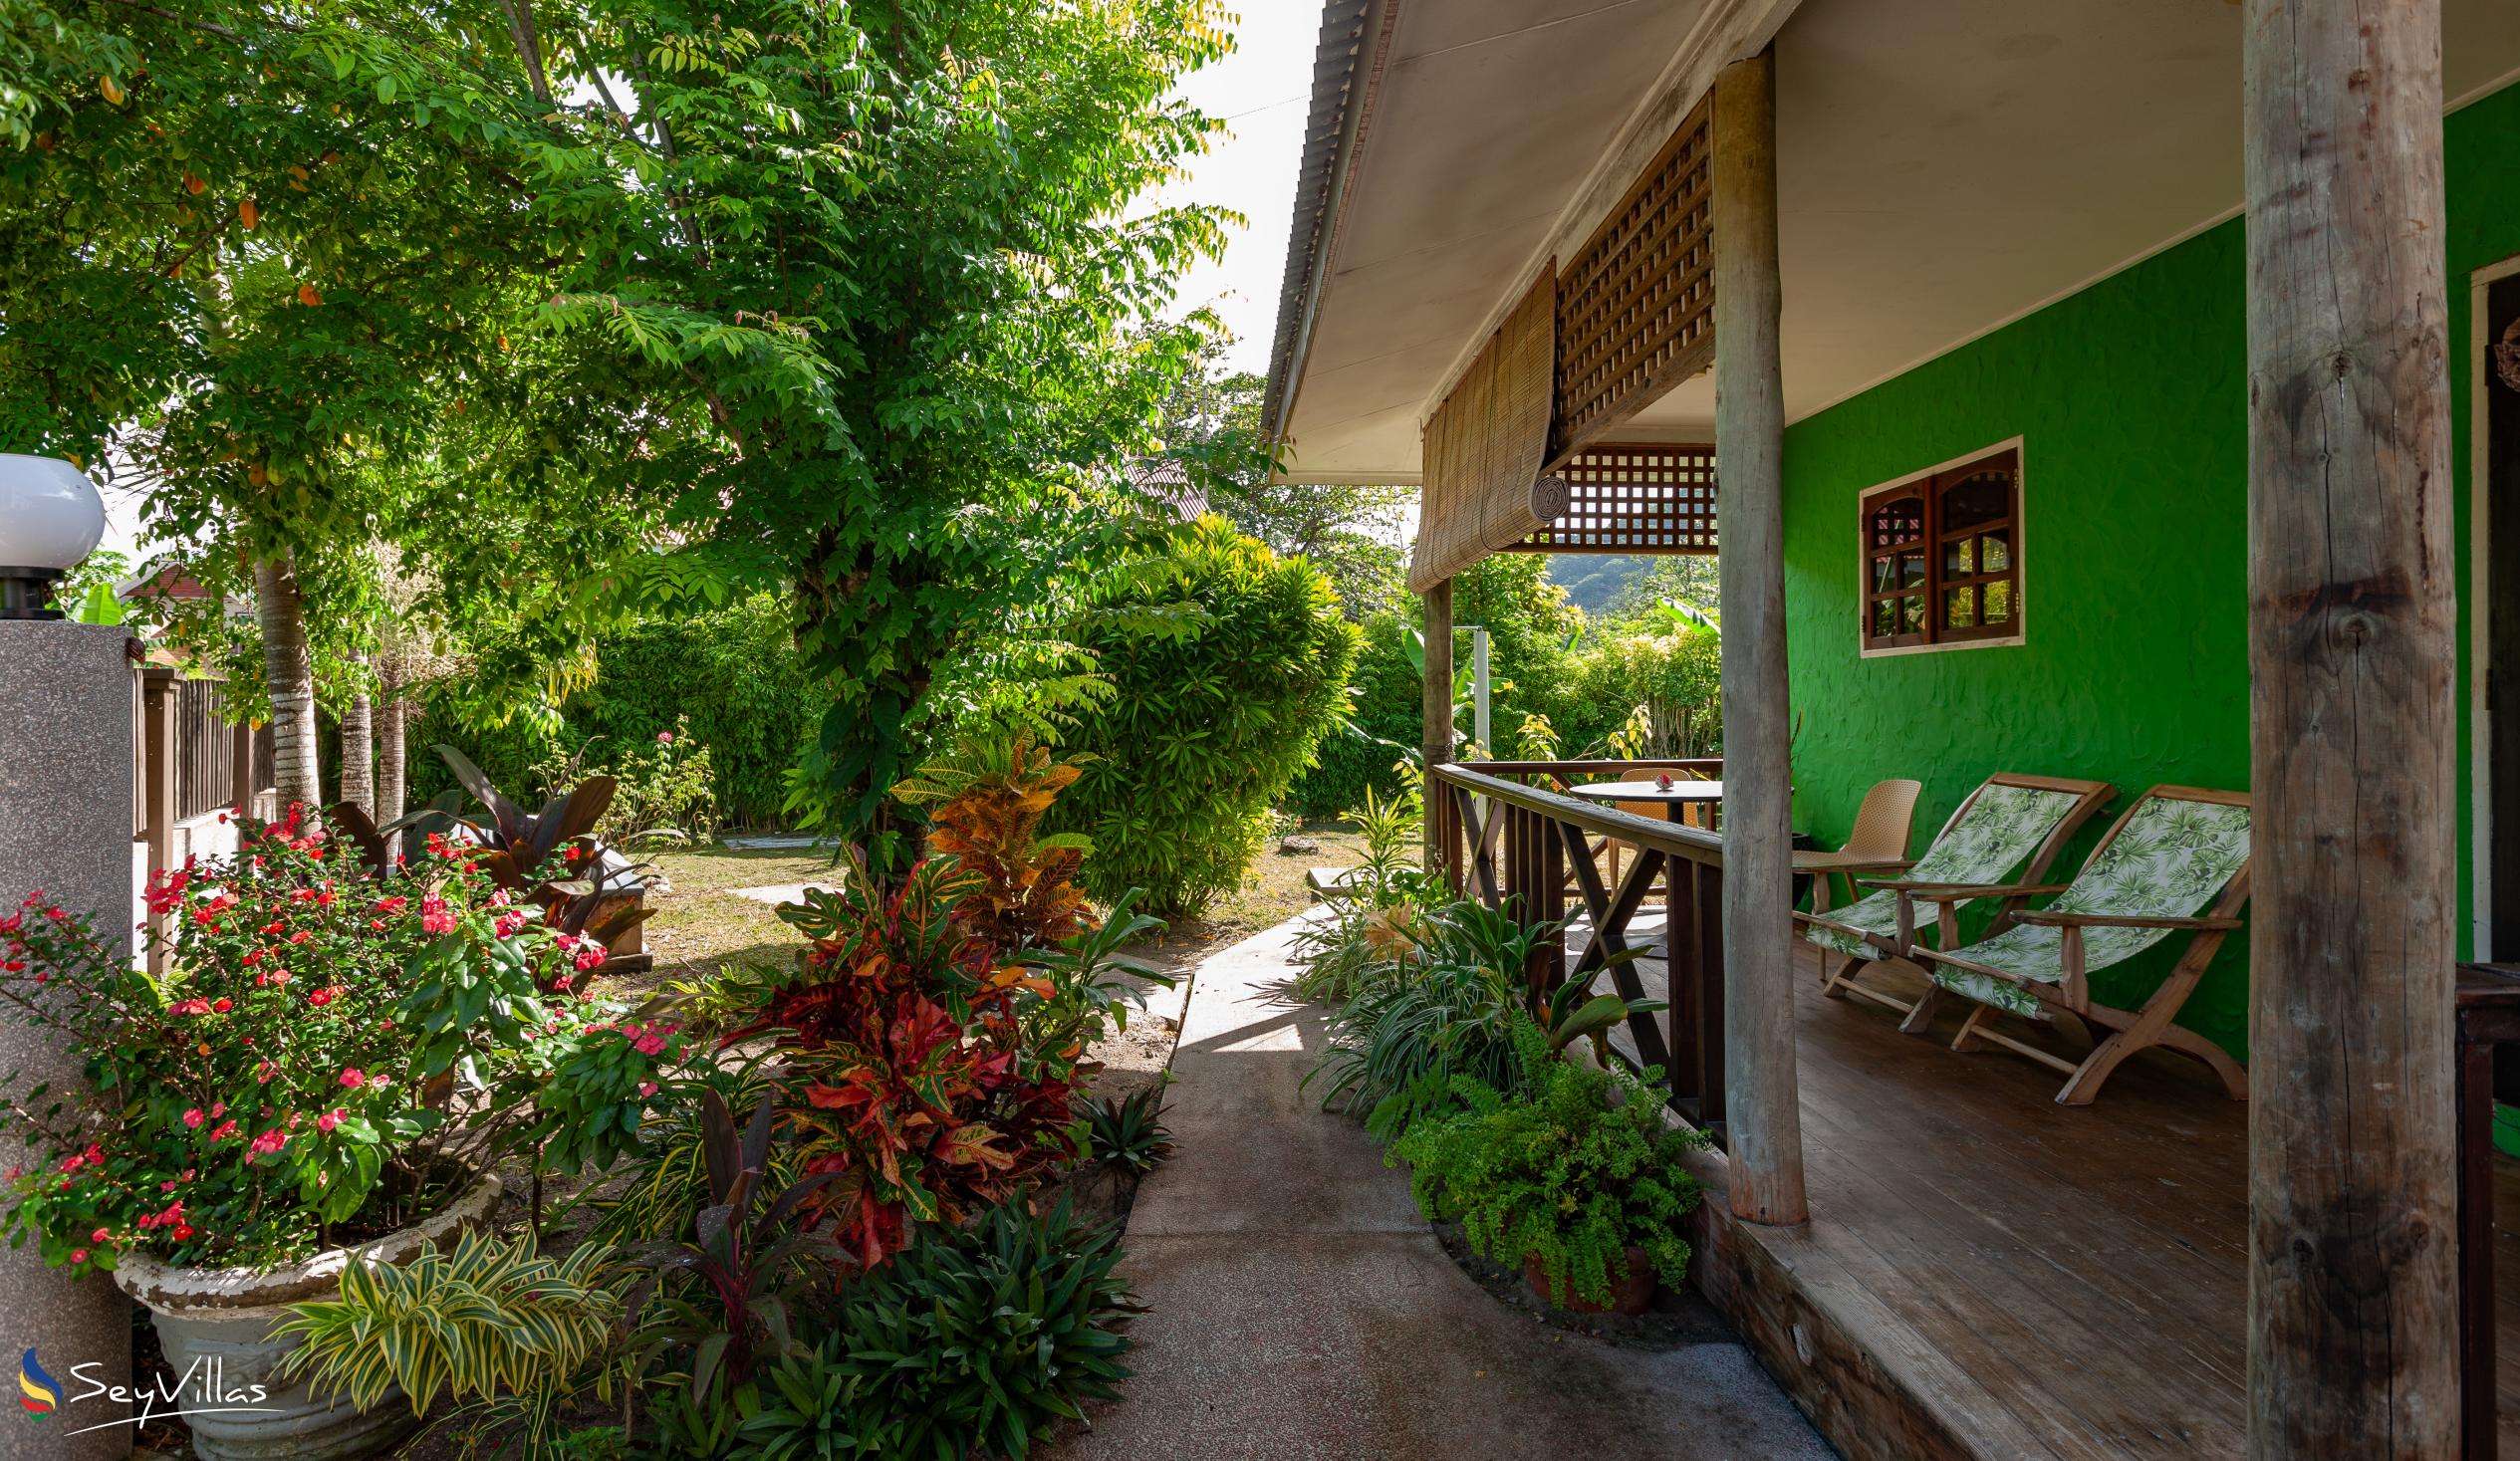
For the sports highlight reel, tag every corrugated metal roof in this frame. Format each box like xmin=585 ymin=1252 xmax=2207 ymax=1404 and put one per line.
xmin=1260 ymin=0 xmax=1382 ymax=442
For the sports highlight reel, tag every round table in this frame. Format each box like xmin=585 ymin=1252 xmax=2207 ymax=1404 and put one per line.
xmin=1567 ymin=779 xmax=1725 ymax=824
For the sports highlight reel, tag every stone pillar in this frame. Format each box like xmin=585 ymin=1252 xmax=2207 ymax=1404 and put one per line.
xmin=0 ymin=620 xmax=135 ymax=1459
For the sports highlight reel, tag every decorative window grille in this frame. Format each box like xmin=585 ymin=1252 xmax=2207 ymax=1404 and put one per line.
xmin=1502 ymin=443 xmax=1717 ymax=555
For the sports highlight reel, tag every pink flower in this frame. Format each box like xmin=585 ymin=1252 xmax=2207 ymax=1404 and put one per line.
xmin=419 ymin=896 xmax=454 ymax=935
xmin=168 ymin=998 xmax=210 ymax=1017
xmin=493 ymin=910 xmax=527 ymax=938
xmin=208 ymin=1120 xmax=237 ymax=1142
xmin=209 ymin=1101 xmax=225 ymax=1118
xmin=69 ymin=1249 xmax=87 ymax=1264
xmin=316 ymin=1108 xmax=345 ymax=1133
xmin=308 ymin=986 xmax=338 ymax=1008
xmin=181 ymin=1108 xmax=203 ymax=1129
xmin=637 ymin=1082 xmax=657 ymax=1098
xmin=255 ymin=1062 xmax=277 ymax=1084
xmin=635 ymin=1035 xmax=665 ymax=1057
xmin=656 ymin=730 xmax=673 ymax=744
xmin=247 ymin=1128 xmax=288 ymax=1159
xmin=212 ymin=997 xmax=231 ymax=1013
xmin=339 ymin=1069 xmax=366 ymax=1089
xmin=573 ymin=945 xmax=605 ymax=972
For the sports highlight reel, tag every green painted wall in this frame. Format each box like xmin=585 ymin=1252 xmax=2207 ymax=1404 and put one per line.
xmin=1781 ymin=78 xmax=2520 ymax=1062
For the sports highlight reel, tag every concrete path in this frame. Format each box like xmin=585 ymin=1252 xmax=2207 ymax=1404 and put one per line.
xmin=1050 ymin=914 xmax=1836 ymax=1461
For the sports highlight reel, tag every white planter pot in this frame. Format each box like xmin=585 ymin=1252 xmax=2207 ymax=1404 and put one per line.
xmin=110 ymin=1170 xmax=503 ymax=1461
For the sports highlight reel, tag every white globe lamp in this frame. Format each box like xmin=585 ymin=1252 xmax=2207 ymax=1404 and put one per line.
xmin=0 ymin=453 xmax=107 ymax=619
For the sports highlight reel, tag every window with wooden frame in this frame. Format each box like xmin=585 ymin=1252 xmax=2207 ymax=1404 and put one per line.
xmin=1861 ymin=446 xmax=2022 ymax=652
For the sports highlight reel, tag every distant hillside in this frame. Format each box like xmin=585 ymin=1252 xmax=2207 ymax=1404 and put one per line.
xmin=1546 ymin=555 xmax=1661 ymax=616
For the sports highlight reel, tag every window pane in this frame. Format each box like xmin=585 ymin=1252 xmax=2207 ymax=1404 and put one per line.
xmin=1981 ymin=529 xmax=2010 ymax=573
xmin=1872 ymin=599 xmax=1897 ymax=638
xmin=1869 ymin=494 xmax=1925 ymax=549
xmin=1900 ymin=596 xmax=1926 ymax=634
xmin=1943 ymin=587 xmax=1977 ymax=629
xmin=1944 ymin=538 xmax=1975 ymax=576
xmin=1899 ymin=552 xmax=1927 ymax=588
xmin=1941 ymin=468 xmax=2012 ymax=533
xmin=1984 ymin=580 xmax=2013 ymax=623
xmin=1871 ymin=556 xmax=1899 ymax=594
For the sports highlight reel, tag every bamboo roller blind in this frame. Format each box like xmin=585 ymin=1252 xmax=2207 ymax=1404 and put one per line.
xmin=1406 ymin=98 xmax=1719 ymax=592
xmin=1407 ymin=264 xmax=1558 ymax=593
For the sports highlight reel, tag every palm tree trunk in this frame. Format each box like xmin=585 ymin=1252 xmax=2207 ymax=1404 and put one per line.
xmin=378 ymin=660 xmax=408 ymax=865
xmin=254 ymin=552 xmax=322 ymax=811
xmin=340 ymin=683 xmax=374 ymax=817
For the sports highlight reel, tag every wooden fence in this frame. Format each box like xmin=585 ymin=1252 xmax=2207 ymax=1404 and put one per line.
xmin=133 ymin=665 xmax=272 ymax=969
xmin=1430 ymin=759 xmax=1730 ymax=1132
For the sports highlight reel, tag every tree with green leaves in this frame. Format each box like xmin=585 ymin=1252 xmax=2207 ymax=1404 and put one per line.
xmin=0 ymin=0 xmax=675 ymax=806
xmin=3 ymin=1 xmax=1241 ymax=855
xmin=1150 ymin=335 xmax=1412 ymax=620
xmin=529 ymin=1 xmax=1237 ymax=856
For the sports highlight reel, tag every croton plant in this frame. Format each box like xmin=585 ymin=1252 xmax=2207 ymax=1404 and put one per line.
xmin=733 ymin=854 xmax=1086 ymax=1270
xmin=0 ymin=806 xmax=689 ymax=1274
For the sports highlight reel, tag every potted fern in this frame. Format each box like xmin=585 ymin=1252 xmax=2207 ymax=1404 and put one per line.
xmin=1391 ymin=1021 xmax=1708 ymax=1315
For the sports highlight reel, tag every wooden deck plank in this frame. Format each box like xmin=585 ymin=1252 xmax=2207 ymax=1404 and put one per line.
xmin=1570 ymin=918 xmax=2520 ymax=1458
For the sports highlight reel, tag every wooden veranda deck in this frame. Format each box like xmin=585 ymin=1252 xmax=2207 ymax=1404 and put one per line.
xmin=1594 ymin=920 xmax=2520 ymax=1461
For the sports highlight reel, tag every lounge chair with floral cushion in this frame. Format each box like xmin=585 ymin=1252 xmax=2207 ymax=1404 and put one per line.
xmin=1796 ymin=773 xmax=2114 ymax=1014
xmin=1890 ymin=785 xmax=2252 ymax=1106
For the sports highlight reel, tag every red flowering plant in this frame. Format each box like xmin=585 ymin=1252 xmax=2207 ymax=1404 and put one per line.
xmin=728 ymin=852 xmax=1086 ymax=1270
xmin=0 ymin=806 xmax=691 ymax=1277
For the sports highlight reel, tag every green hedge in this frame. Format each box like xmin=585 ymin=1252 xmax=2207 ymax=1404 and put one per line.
xmin=410 ymin=593 xmax=822 ymax=829
xmin=1050 ymin=518 xmax=1361 ymax=915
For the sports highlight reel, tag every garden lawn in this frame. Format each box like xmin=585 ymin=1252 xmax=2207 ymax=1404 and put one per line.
xmin=635 ymin=822 xmax=1376 ymax=991
xmin=634 ymin=844 xmax=840 ymax=990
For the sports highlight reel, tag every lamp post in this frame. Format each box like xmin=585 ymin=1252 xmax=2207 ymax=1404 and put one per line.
xmin=0 ymin=453 xmax=107 ymax=619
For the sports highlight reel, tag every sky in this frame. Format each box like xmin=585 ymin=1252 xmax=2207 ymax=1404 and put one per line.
xmin=1158 ymin=5 xmax=1318 ymax=375
xmin=95 ymin=8 xmax=1321 ymax=561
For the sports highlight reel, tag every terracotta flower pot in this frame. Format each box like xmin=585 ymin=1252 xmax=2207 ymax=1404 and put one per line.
xmin=110 ymin=1169 xmax=502 ymax=1461
xmin=1524 ymin=1245 xmax=1657 ymax=1316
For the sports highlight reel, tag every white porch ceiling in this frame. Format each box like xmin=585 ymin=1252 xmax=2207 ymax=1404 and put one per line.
xmin=1276 ymin=0 xmax=1720 ymax=483
xmin=1276 ymin=0 xmax=2520 ymax=479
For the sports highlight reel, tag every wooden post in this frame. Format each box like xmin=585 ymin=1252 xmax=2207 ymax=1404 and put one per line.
xmin=1711 ymin=48 xmax=1806 ymax=1227
xmin=140 ymin=666 xmax=176 ymax=976
xmin=2243 ymin=1 xmax=2458 ymax=1454
xmin=1422 ymin=578 xmax=1454 ymax=872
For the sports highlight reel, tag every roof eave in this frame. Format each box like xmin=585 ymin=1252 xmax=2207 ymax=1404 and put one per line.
xmin=1260 ymin=0 xmax=1390 ymax=445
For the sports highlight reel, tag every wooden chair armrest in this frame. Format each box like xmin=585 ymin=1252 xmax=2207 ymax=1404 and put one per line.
xmin=2011 ymin=910 xmax=2243 ymax=930
xmin=1794 ymin=852 xmax=1915 ymax=871
xmin=1858 ymin=879 xmax=2068 ymax=900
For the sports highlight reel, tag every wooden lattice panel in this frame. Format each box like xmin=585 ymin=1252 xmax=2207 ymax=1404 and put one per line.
xmin=1502 ymin=443 xmax=1717 ymax=556
xmin=1550 ymin=100 xmax=1716 ymax=462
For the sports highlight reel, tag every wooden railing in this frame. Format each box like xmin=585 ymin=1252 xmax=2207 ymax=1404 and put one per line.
xmin=2456 ymin=962 xmax=2520 ymax=1459
xmin=1430 ymin=760 xmax=1730 ymax=1132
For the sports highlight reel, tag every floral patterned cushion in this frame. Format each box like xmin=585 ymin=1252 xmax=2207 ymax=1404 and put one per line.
xmin=1927 ymin=796 xmax=2251 ymax=1017
xmin=1802 ymin=782 xmax=2088 ymax=958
